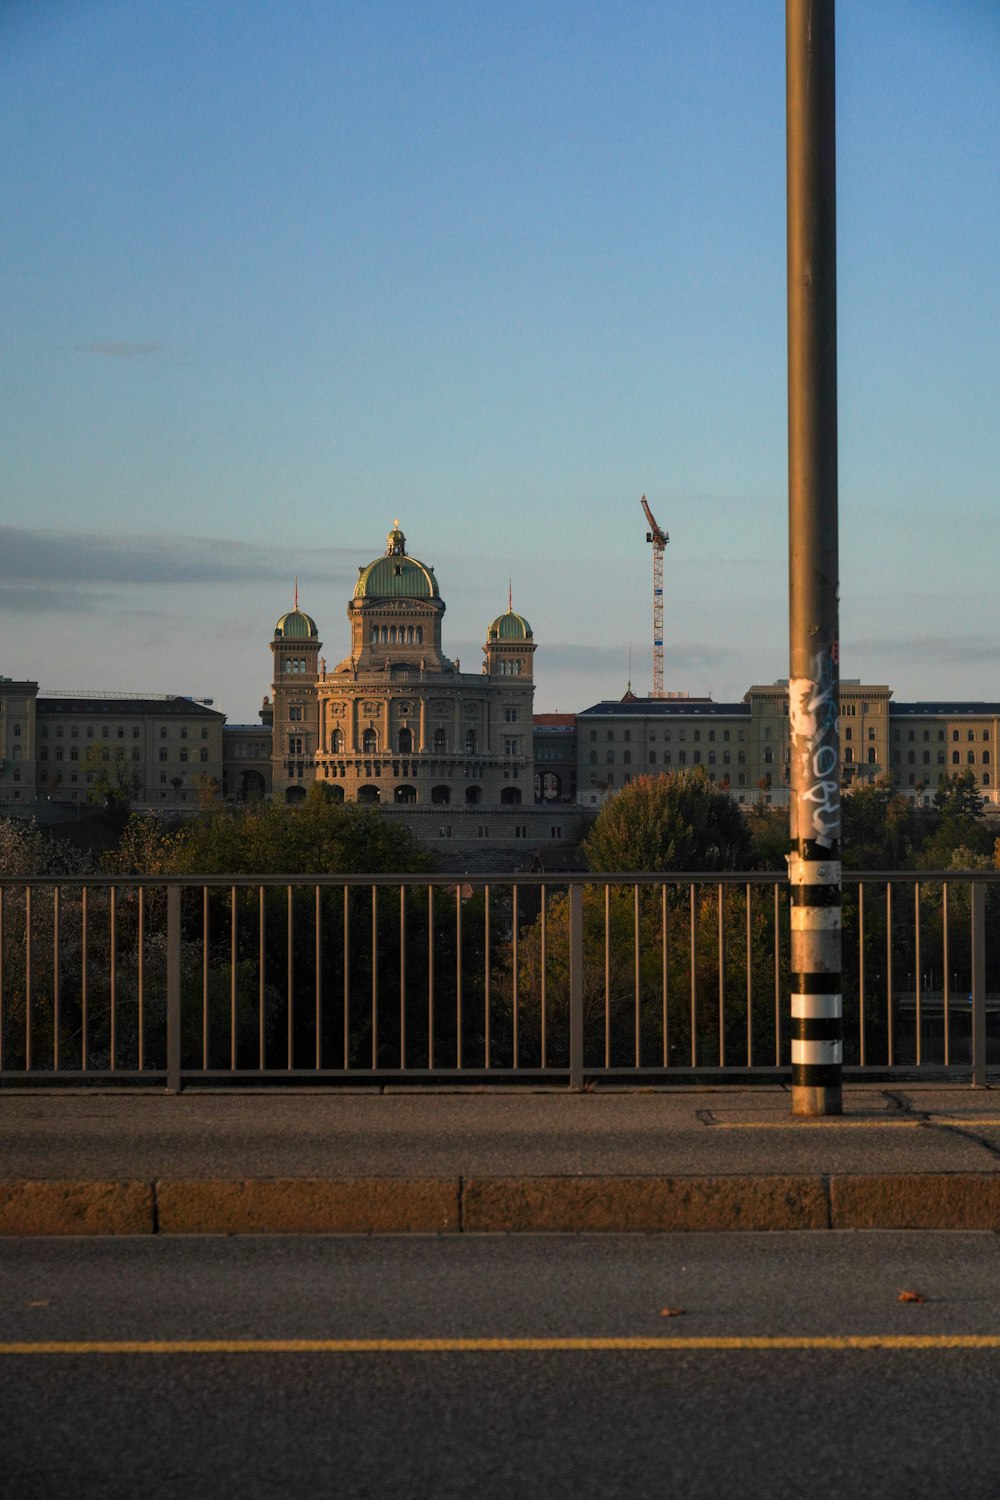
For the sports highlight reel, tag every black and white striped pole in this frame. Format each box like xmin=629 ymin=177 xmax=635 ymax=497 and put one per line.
xmin=786 ymin=0 xmax=842 ymax=1117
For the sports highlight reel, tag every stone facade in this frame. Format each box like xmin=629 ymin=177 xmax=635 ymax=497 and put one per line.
xmin=0 ymin=679 xmax=225 ymax=814
xmin=577 ymin=681 xmax=999 ymax=809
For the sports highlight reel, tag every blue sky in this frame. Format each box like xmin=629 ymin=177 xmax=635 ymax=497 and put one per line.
xmin=2 ymin=0 xmax=998 ymax=721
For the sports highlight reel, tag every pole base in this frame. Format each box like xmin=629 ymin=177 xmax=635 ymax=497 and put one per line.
xmin=792 ymin=1084 xmax=843 ymax=1117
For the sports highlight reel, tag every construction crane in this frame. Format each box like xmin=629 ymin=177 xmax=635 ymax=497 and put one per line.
xmin=640 ymin=495 xmax=669 ymax=698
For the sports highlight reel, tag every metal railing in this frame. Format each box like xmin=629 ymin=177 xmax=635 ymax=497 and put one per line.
xmin=0 ymin=871 xmax=996 ymax=1088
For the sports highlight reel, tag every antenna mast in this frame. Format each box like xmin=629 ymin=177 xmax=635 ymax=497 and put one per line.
xmin=640 ymin=495 xmax=669 ymax=698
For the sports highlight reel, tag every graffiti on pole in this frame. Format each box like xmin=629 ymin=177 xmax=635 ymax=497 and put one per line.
xmin=789 ymin=643 xmax=840 ymax=849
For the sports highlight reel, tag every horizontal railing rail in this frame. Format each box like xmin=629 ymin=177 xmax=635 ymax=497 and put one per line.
xmin=1 ymin=870 xmax=996 ymax=1088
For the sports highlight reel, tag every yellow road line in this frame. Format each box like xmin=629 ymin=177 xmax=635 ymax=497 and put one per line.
xmin=708 ymin=1117 xmax=1000 ymax=1129
xmin=5 ymin=1335 xmax=1000 ymax=1355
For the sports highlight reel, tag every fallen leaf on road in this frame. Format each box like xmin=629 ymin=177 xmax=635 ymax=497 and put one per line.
xmin=897 ymin=1290 xmax=926 ymax=1303
xmin=659 ymin=1307 xmax=685 ymax=1318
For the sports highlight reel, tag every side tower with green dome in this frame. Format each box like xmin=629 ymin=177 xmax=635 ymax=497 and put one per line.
xmin=268 ymin=595 xmax=322 ymax=803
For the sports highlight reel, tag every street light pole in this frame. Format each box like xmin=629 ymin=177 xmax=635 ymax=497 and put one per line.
xmin=786 ymin=0 xmax=842 ymax=1116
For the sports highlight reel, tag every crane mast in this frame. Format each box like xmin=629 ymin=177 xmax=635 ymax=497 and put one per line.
xmin=640 ymin=495 xmax=669 ymax=698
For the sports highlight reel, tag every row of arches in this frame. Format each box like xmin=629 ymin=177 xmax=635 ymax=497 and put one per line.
xmin=328 ymin=727 xmax=478 ymax=755
xmin=370 ymin=624 xmax=424 ymax=645
xmin=278 ymin=781 xmax=524 ymax=807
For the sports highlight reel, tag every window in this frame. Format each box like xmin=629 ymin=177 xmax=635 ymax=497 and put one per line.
xmin=953 ymin=751 xmax=960 ymax=765
xmin=649 ymin=751 xmax=656 ymax=765
xmin=723 ymin=731 xmax=730 ymax=742
xmin=504 ymin=737 xmax=519 ymax=756
xmin=433 ymin=728 xmax=446 ymax=753
xmin=133 ymin=727 xmax=140 ymax=739
xmin=968 ymin=751 xmax=975 ymax=764
xmin=723 ymin=751 xmax=730 ymax=765
xmin=968 ymin=730 xmax=975 ymax=742
xmin=764 ymin=748 xmax=774 ymax=764
xmin=694 ymin=730 xmax=701 ymax=742
xmin=844 ymin=748 xmax=853 ymax=764
xmin=984 ymin=774 xmax=991 ymax=787
xmin=953 ymin=730 xmax=960 ymax=741
xmin=985 ymin=752 xmax=991 ymax=766
xmin=867 ymin=748 xmax=876 ymax=764
xmin=868 ymin=727 xmax=876 ymax=741
xmin=201 ymin=728 xmax=208 ymax=740
xmin=607 ymin=730 xmax=614 ymax=742
xmin=180 ymin=749 xmax=189 ymax=764
xmin=985 ymin=730 xmax=991 ymax=742
xmin=923 ymin=730 xmax=929 ymax=742
xmin=678 ymin=751 xmax=686 ymax=765
xmin=160 ymin=773 xmax=167 ymax=785
xmin=331 ymin=729 xmax=344 ymax=753
xmin=159 ymin=749 xmax=167 ymax=763
xmin=590 ymin=751 xmax=598 ymax=764
xmin=938 ymin=752 xmax=945 ymax=764
xmin=117 ymin=728 xmax=124 ymax=739
xmin=623 ymin=729 xmax=631 ymax=742
xmin=200 ymin=749 xmax=208 ymax=763
xmin=845 ymin=727 xmax=852 ymax=742
xmin=505 ymin=708 xmax=519 ymax=722
xmin=708 ymin=730 xmax=715 ymax=742
xmin=181 ymin=728 xmax=188 ymax=740
xmin=708 ymin=751 xmax=716 ymax=765
xmin=289 ymin=706 xmax=303 ymax=722
xmin=623 ymin=750 xmax=631 ymax=765
xmin=590 ymin=730 xmax=596 ymax=742
xmin=160 ymin=728 xmax=167 ymax=739
xmin=606 ymin=751 xmax=614 ymax=765
xmin=693 ymin=750 xmax=701 ymax=764
xmin=101 ymin=727 xmax=109 ymax=738
xmin=907 ymin=752 xmax=915 ymax=765
xmin=923 ymin=751 xmax=930 ymax=765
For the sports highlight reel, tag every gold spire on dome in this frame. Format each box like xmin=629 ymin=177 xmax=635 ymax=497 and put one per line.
xmin=386 ymin=521 xmax=406 ymax=556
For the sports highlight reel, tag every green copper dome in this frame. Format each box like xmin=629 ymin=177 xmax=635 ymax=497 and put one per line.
xmin=488 ymin=608 xmax=532 ymax=641
xmin=274 ymin=609 xmax=318 ymax=640
xmin=354 ymin=522 xmax=439 ymax=601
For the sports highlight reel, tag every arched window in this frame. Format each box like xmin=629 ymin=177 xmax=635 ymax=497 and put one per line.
xmin=465 ymin=730 xmax=476 ymax=754
xmin=968 ymin=751 xmax=976 ymax=764
xmin=465 ymin=786 xmax=482 ymax=804
xmin=357 ymin=785 xmax=380 ymax=803
xmin=331 ymin=728 xmax=344 ymax=753
xmin=433 ymin=728 xmax=446 ymax=753
xmin=431 ymin=784 xmax=450 ymax=804
xmin=398 ymin=728 xmax=413 ymax=753
xmin=394 ymin=784 xmax=416 ymax=804
xmin=867 ymin=748 xmax=876 ymax=764
xmin=415 ymin=626 xmax=423 ymax=644
xmin=845 ymin=748 xmax=853 ymax=764
xmin=501 ymin=786 xmax=521 ymax=805
xmin=362 ymin=728 xmax=378 ymax=754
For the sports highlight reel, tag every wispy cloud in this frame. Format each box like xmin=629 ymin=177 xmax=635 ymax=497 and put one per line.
xmin=848 ymin=635 xmax=998 ymax=667
xmin=0 ymin=527 xmax=356 ymax=591
xmin=85 ymin=342 xmax=160 ymax=358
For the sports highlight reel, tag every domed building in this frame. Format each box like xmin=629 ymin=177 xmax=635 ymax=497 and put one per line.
xmin=265 ymin=524 xmax=536 ymax=810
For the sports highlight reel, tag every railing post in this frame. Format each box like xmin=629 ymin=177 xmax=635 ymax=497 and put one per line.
xmin=166 ymin=885 xmax=182 ymax=1094
xmin=569 ymin=883 xmax=584 ymax=1091
xmin=971 ymin=881 xmax=987 ymax=1089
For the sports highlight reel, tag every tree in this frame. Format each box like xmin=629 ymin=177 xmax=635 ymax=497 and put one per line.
xmin=933 ymin=770 xmax=985 ymax=820
xmin=82 ymin=742 xmax=140 ymax=809
xmin=170 ymin=784 xmax=432 ymax=875
xmin=582 ymin=770 xmax=754 ymax=874
xmin=841 ymin=776 xmax=914 ymax=870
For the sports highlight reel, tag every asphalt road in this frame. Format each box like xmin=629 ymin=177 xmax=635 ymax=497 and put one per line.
xmin=5 ymin=1232 xmax=1000 ymax=1499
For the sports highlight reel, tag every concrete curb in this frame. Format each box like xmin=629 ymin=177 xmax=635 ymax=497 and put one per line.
xmin=3 ymin=1174 xmax=1000 ymax=1235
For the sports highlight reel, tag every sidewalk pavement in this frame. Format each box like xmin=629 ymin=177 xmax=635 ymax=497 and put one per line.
xmin=3 ymin=1084 xmax=1000 ymax=1235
